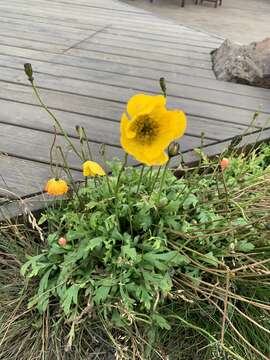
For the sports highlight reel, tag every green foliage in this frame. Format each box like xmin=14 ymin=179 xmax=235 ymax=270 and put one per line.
xmin=4 ymin=144 xmax=270 ymax=359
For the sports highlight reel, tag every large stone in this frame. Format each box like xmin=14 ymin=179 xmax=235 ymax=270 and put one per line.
xmin=211 ymin=38 xmax=270 ymax=89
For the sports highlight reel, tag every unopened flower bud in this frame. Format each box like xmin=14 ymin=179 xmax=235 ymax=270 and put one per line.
xmin=159 ymin=77 xmax=167 ymax=97
xmin=58 ymin=237 xmax=67 ymax=247
xmin=220 ymin=158 xmax=230 ymax=171
xmin=168 ymin=142 xmax=180 ymax=158
xmin=24 ymin=63 xmax=34 ymax=82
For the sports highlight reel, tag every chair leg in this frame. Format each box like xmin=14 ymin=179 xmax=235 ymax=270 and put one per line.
xmin=181 ymin=0 xmax=185 ymax=7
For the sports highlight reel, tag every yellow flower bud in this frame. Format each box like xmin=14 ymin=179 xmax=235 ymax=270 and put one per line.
xmin=83 ymin=161 xmax=105 ymax=177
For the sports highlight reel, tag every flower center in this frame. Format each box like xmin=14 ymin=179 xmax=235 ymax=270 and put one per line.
xmin=132 ymin=115 xmax=159 ymax=144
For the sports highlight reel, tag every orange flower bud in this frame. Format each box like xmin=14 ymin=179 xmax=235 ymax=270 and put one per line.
xmin=220 ymin=158 xmax=229 ymax=171
xmin=58 ymin=237 xmax=67 ymax=247
xmin=45 ymin=178 xmax=68 ymax=196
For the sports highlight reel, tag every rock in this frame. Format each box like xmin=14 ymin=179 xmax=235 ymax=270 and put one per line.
xmin=211 ymin=38 xmax=270 ymax=89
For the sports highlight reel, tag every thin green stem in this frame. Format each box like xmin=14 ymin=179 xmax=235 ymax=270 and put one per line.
xmin=136 ymin=165 xmax=145 ymax=194
xmin=100 ymin=144 xmax=112 ymax=195
xmin=157 ymin=159 xmax=171 ymax=203
xmin=147 ymin=166 xmax=153 ymax=187
xmin=149 ymin=166 xmax=161 ymax=197
xmin=167 ymin=315 xmax=246 ymax=360
xmin=81 ymin=127 xmax=93 ymax=161
xmin=49 ymin=126 xmax=58 ymax=177
xmin=31 ymin=80 xmax=82 ymax=160
xmin=115 ymin=153 xmax=128 ymax=198
xmin=56 ymin=146 xmax=78 ymax=195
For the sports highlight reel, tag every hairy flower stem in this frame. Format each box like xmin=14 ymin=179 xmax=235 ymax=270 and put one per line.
xmin=81 ymin=127 xmax=93 ymax=161
xmin=56 ymin=146 xmax=78 ymax=196
xmin=30 ymin=80 xmax=82 ymax=160
xmin=157 ymin=159 xmax=171 ymax=203
xmin=149 ymin=166 xmax=161 ymax=197
xmin=136 ymin=165 xmax=145 ymax=194
xmin=100 ymin=145 xmax=113 ymax=196
xmin=115 ymin=153 xmax=128 ymax=198
xmin=49 ymin=126 xmax=58 ymax=178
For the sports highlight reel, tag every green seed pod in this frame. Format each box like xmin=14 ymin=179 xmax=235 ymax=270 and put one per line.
xmin=24 ymin=63 xmax=34 ymax=82
xmin=168 ymin=142 xmax=180 ymax=158
xmin=159 ymin=77 xmax=167 ymax=97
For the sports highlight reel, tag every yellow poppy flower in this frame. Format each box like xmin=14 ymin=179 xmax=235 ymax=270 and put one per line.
xmin=45 ymin=178 xmax=68 ymax=196
xmin=83 ymin=160 xmax=105 ymax=177
xmin=120 ymin=94 xmax=186 ymax=166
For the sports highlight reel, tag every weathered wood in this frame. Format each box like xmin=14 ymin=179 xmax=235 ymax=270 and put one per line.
xmin=0 ymin=96 xmax=247 ymax=141
xmin=90 ymin=32 xmax=213 ymax=55
xmin=0 ymin=44 xmax=215 ymax=79
xmin=0 ymin=12 xmax=97 ymax=38
xmin=0 ymin=35 xmax=69 ymax=53
xmin=0 ymin=155 xmax=82 ymax=198
xmin=179 ymin=128 xmax=270 ymax=167
xmin=103 ymin=27 xmax=222 ymax=48
xmin=0 ymin=50 xmax=269 ymax=100
xmin=67 ymin=44 xmax=212 ymax=70
xmin=0 ymin=123 xmax=131 ymax=170
xmin=0 ymin=70 xmax=268 ymax=128
xmin=0 ymin=59 xmax=268 ymax=116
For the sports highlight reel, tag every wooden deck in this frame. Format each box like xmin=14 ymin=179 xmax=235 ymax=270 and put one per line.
xmin=0 ymin=0 xmax=270 ymax=213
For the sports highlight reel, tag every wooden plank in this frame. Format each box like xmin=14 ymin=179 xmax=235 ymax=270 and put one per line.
xmin=0 ymin=25 xmax=86 ymax=45
xmin=0 ymin=0 xmax=219 ymax=51
xmin=0 ymin=80 xmax=267 ymax=135
xmin=46 ymin=0 xmax=149 ymax=13
xmin=0 ymin=44 xmax=214 ymax=79
xmin=70 ymin=43 xmax=212 ymax=68
xmin=91 ymin=32 xmax=214 ymax=55
xmin=0 ymin=0 xmax=220 ymax=40
xmin=0 ymin=93 xmax=248 ymax=141
xmin=0 ymin=193 xmax=59 ymax=221
xmin=0 ymin=35 xmax=71 ymax=53
xmin=0 ymin=59 xmax=269 ymax=120
xmin=0 ymin=155 xmax=80 ymax=198
xmin=0 ymin=68 xmax=268 ymax=128
xmin=0 ymin=8 xmax=221 ymax=44
xmin=67 ymin=48 xmax=214 ymax=76
xmin=180 ymin=128 xmax=270 ymax=168
xmin=0 ymin=1 xmax=165 ymax=26
xmin=110 ymin=23 xmax=222 ymax=42
xmin=0 ymin=111 xmax=210 ymax=162
xmin=0 ymin=49 xmax=269 ymax=101
xmin=104 ymin=27 xmax=222 ymax=48
xmin=0 ymin=12 xmax=97 ymax=38
xmin=0 ymin=12 xmax=102 ymax=33
xmin=0 ymin=98 xmax=122 ymax=146
xmin=0 ymin=123 xmax=131 ymax=169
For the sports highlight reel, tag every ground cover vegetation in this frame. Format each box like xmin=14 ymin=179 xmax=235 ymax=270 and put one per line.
xmin=0 ymin=66 xmax=270 ymax=360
